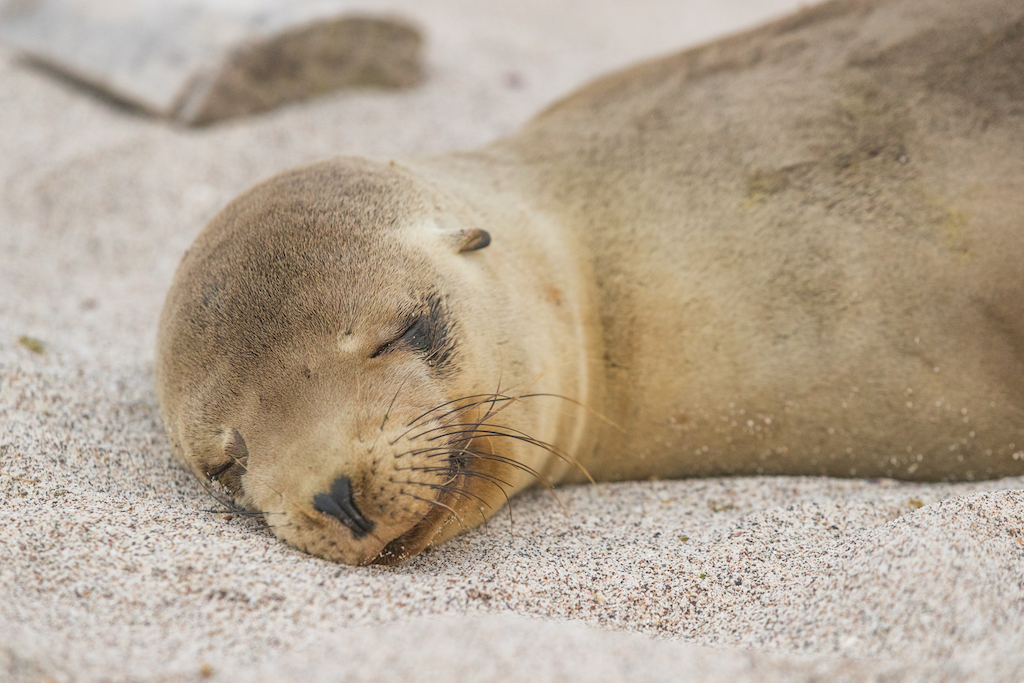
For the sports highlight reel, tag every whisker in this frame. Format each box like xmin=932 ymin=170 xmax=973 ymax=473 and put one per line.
xmin=424 ymin=423 xmax=562 ymax=450
xmin=444 ymin=425 xmax=594 ymax=484
xmin=400 ymin=464 xmax=518 ymax=521
xmin=400 ymin=465 xmax=514 ymax=491
xmin=396 ymin=480 xmax=491 ymax=526
xmin=199 ymin=508 xmax=268 ymax=518
xmin=380 ymin=369 xmax=416 ymax=432
xmin=458 ymin=465 xmax=516 ymax=532
xmin=390 ymin=384 xmax=602 ymax=527
xmin=405 ymin=395 xmax=567 ymax=445
xmin=506 ymin=392 xmax=625 ymax=432
xmin=488 ymin=365 xmax=506 ymax=425
xmin=434 ymin=396 xmax=517 ymax=429
xmin=413 ymin=389 xmax=625 ymax=437
xmin=409 ymin=384 xmax=531 ymax=432
xmin=446 ymin=449 xmax=570 ymax=517
xmin=395 ymin=440 xmax=567 ymax=511
xmin=396 ymin=444 xmax=550 ymax=501
xmin=403 ymin=393 xmax=512 ymax=431
xmin=487 ymin=361 xmax=518 ymax=537
xmin=392 ymin=393 xmax=521 ymax=446
xmin=405 ymin=368 xmax=541 ymax=429
xmin=393 ymin=478 xmax=491 ymax=509
xmin=433 ymin=448 xmax=552 ymax=487
xmin=401 ymin=492 xmax=466 ymax=530
xmin=426 ymin=427 xmax=580 ymax=468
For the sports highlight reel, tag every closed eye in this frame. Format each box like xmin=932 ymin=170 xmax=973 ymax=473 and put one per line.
xmin=370 ymin=316 xmax=430 ymax=358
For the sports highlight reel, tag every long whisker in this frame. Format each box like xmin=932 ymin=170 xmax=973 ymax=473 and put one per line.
xmin=453 ymin=465 xmax=516 ymax=532
xmin=400 ymin=492 xmax=466 ymax=530
xmin=434 ymin=396 xmax=517 ymax=429
xmin=433 ymin=393 xmax=526 ymax=429
xmin=400 ymin=444 xmax=549 ymax=480
xmin=401 ymin=374 xmax=541 ymax=432
xmin=400 ymin=466 xmax=514 ymax=491
xmin=198 ymin=509 xmax=267 ymax=519
xmin=202 ymin=463 xmax=294 ymax=524
xmin=381 ymin=369 xmax=416 ymax=432
xmin=393 ymin=478 xmax=491 ymax=509
xmin=402 ymin=393 xmax=604 ymax=449
xmin=488 ymin=364 xmax=506 ymax=425
xmin=387 ymin=382 xmax=601 ymax=532
xmin=423 ymin=423 xmax=567 ymax=453
xmin=431 ymin=391 xmax=624 ymax=434
xmin=422 ymin=427 xmax=593 ymax=483
xmin=449 ymin=449 xmax=571 ymax=516
xmin=508 ymin=392 xmax=625 ymax=432
xmin=395 ymin=392 xmax=527 ymax=443
xmin=440 ymin=449 xmax=554 ymax=489
xmin=401 ymin=444 xmax=545 ymax=477
xmin=394 ymin=438 xmax=570 ymax=509
xmin=396 ymin=480 xmax=491 ymax=527
xmin=402 ymin=465 xmax=518 ymax=523
xmin=403 ymin=393 xmax=513 ymax=430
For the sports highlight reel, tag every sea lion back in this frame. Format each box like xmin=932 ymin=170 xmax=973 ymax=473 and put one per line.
xmin=500 ymin=0 xmax=1024 ymax=481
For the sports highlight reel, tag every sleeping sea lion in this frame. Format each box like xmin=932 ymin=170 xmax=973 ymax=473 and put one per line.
xmin=156 ymin=0 xmax=1024 ymax=564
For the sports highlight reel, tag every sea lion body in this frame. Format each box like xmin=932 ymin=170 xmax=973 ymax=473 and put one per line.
xmin=157 ymin=0 xmax=1024 ymax=564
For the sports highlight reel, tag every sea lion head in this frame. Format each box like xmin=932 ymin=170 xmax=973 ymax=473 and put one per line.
xmin=156 ymin=157 xmax=577 ymax=565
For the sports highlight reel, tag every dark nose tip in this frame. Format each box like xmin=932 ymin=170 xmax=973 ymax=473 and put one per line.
xmin=313 ymin=476 xmax=375 ymax=538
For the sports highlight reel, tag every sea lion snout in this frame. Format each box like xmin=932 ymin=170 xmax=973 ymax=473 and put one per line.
xmin=313 ymin=476 xmax=376 ymax=538
xmin=240 ymin=407 xmax=469 ymax=565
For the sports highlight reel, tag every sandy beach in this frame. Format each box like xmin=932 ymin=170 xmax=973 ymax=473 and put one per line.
xmin=3 ymin=1 xmax=1024 ymax=680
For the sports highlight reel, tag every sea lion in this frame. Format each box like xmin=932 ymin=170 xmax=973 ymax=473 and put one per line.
xmin=156 ymin=0 xmax=1024 ymax=565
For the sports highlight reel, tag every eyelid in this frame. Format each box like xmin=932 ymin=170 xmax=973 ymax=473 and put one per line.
xmin=370 ymin=316 xmax=423 ymax=358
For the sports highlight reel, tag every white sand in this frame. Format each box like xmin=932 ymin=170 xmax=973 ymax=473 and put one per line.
xmin=3 ymin=1 xmax=1024 ymax=681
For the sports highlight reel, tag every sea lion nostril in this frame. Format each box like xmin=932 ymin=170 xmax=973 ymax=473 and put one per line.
xmin=313 ymin=476 xmax=375 ymax=538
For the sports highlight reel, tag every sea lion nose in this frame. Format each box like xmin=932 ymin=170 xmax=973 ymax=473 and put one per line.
xmin=313 ymin=476 xmax=375 ymax=538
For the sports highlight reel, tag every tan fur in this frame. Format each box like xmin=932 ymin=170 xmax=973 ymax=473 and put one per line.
xmin=157 ymin=0 xmax=1024 ymax=564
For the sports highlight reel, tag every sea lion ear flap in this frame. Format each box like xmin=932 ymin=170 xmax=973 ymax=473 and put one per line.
xmin=453 ymin=228 xmax=491 ymax=253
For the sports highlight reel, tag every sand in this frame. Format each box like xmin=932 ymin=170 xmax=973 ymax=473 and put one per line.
xmin=3 ymin=1 xmax=1024 ymax=681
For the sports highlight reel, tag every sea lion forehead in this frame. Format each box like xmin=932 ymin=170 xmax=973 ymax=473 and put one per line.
xmin=191 ymin=160 xmax=440 ymax=296
xmin=209 ymin=157 xmax=427 ymax=248
xmin=162 ymin=158 xmax=450 ymax=364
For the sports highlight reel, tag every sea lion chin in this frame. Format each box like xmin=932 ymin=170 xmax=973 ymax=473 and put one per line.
xmin=157 ymin=0 xmax=1024 ymax=565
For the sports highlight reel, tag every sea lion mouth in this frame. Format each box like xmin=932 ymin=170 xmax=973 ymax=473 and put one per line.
xmin=371 ymin=439 xmax=474 ymax=565
xmin=372 ymin=478 xmax=463 ymax=565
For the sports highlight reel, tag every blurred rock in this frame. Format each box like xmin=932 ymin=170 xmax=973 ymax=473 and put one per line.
xmin=0 ymin=0 xmax=423 ymax=125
